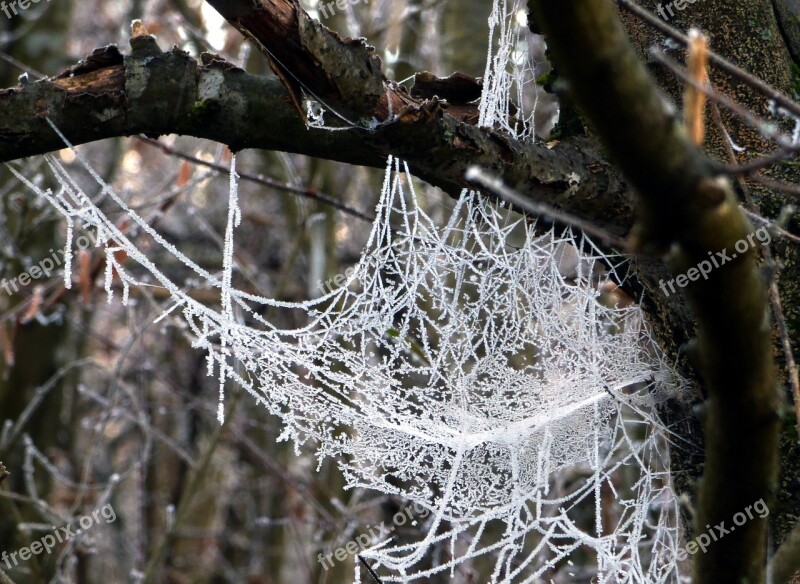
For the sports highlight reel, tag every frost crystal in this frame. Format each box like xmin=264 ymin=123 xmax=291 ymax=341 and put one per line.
xmin=17 ymin=0 xmax=690 ymax=581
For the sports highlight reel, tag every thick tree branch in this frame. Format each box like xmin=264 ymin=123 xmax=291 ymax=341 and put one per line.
xmin=0 ymin=35 xmax=632 ymax=237
xmin=203 ymin=0 xmax=392 ymax=120
xmin=529 ymin=1 xmax=780 ymax=582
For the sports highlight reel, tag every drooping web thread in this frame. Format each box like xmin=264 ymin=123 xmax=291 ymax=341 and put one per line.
xmin=13 ymin=0 xmax=692 ymax=581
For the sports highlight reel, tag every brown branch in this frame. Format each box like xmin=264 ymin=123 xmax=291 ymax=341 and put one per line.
xmin=750 ymin=174 xmax=800 ymax=197
xmin=203 ymin=0 xmax=397 ymax=122
xmin=136 ymin=136 xmax=376 ymax=222
xmin=722 ymin=150 xmax=796 ymax=176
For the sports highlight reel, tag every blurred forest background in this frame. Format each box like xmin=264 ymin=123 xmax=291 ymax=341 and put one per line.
xmin=0 ymin=1 xmax=566 ymax=582
xmin=4 ymin=0 xmax=800 ymax=581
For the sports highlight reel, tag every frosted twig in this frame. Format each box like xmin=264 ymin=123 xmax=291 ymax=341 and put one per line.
xmin=465 ymin=166 xmax=629 ymax=250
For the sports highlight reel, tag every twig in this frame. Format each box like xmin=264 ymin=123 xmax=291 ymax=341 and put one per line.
xmin=721 ymin=150 xmax=796 ymax=176
xmin=140 ymin=391 xmax=243 ymax=584
xmin=357 ymin=555 xmax=384 ymax=584
xmin=652 ymin=43 xmax=800 ymax=202
xmin=741 ymin=208 xmax=800 ymax=245
xmin=137 ymin=136 xmax=376 ymax=223
xmin=465 ymin=167 xmax=629 ymax=250
xmin=614 ymin=0 xmax=800 ymax=121
xmin=749 ymin=174 xmax=800 ymax=198
xmin=650 ymin=49 xmax=800 ymax=154
xmin=770 ymin=277 xmax=800 ymax=434
xmin=0 ymin=359 xmax=94 ymax=459
xmin=0 ymin=49 xmax=45 ymax=80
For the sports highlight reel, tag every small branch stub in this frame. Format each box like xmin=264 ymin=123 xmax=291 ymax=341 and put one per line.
xmin=684 ymin=29 xmax=709 ymax=147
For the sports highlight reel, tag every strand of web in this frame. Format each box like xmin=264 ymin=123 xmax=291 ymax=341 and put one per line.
xmin=478 ymin=0 xmax=539 ymax=141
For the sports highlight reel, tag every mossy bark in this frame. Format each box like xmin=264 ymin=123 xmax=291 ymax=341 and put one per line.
xmin=529 ymin=1 xmax=780 ymax=582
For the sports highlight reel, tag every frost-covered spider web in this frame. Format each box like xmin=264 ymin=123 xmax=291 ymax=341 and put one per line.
xmin=10 ymin=0 xmax=691 ymax=581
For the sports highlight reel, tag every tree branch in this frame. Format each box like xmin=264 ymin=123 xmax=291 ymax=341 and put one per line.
xmin=0 ymin=20 xmax=633 ymax=238
xmin=529 ymin=1 xmax=780 ymax=582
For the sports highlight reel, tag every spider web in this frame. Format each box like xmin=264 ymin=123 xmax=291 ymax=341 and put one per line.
xmin=10 ymin=0 xmax=691 ymax=581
